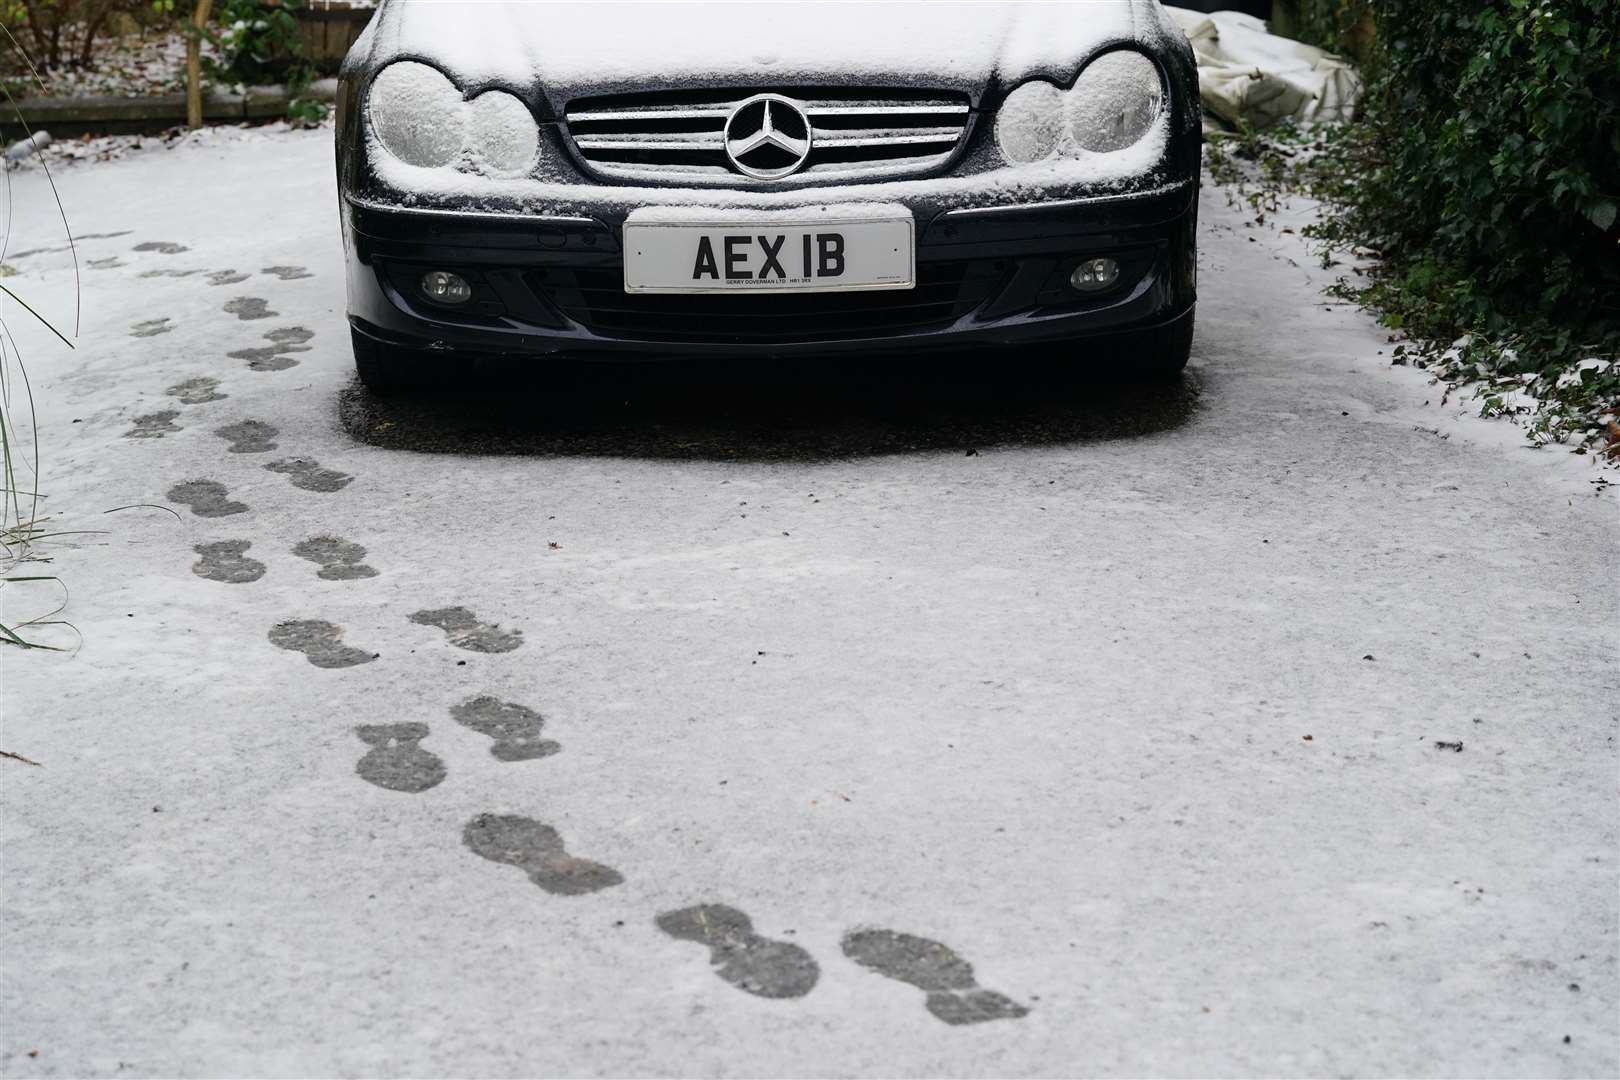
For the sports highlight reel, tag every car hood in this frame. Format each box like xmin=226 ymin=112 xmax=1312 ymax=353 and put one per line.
xmin=361 ymin=0 xmax=1147 ymax=112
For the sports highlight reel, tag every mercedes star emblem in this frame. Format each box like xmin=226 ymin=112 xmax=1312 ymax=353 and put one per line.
xmin=723 ymin=93 xmax=813 ymax=180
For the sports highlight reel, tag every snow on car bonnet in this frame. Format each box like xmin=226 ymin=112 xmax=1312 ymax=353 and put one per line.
xmin=355 ymin=0 xmax=1178 ymax=214
xmin=364 ymin=0 xmax=1142 ymax=107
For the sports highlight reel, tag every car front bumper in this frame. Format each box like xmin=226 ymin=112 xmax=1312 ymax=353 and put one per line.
xmin=343 ymin=177 xmax=1198 ymax=361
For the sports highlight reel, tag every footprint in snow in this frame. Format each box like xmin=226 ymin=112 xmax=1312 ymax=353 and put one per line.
xmin=224 ymin=296 xmax=276 ymax=321
xmin=124 ymin=410 xmax=180 ymax=439
xmin=293 ymin=535 xmax=377 ymax=580
xmin=215 ymin=419 xmax=278 ymax=454
xmin=207 ymin=269 xmax=249 ymax=286
xmin=229 ymin=326 xmax=313 ymax=371
xmin=841 ymin=929 xmax=1029 ymax=1025
xmin=265 ymin=457 xmax=352 ymax=493
xmin=451 ymin=695 xmax=558 ymax=761
xmin=462 ymin=813 xmax=623 ymax=896
xmin=88 ymin=256 xmax=122 ymax=270
xmin=133 ymin=241 xmax=188 ymax=254
xmin=192 ymin=540 xmax=266 ymax=584
xmin=410 ymin=606 xmax=522 ymax=653
xmin=167 ymin=479 xmax=247 ymax=518
xmin=139 ymin=269 xmax=204 ymax=279
xmin=167 ymin=376 xmax=225 ymax=405
xmin=657 ymin=904 xmax=820 ymax=999
xmin=229 ymin=346 xmax=298 ymax=372
xmin=354 ymin=723 xmax=445 ymax=792
xmin=130 ymin=318 xmax=171 ymax=338
xmin=266 ymin=326 xmax=314 ymax=348
xmin=262 ymin=265 xmax=313 ymax=280
xmin=268 ymin=619 xmax=375 ymax=668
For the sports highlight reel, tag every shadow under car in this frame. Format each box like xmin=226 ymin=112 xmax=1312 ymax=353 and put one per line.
xmin=337 ymin=350 xmax=1203 ymax=463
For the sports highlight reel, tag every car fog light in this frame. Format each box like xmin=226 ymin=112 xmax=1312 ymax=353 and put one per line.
xmin=1070 ymin=258 xmax=1121 ymax=293
xmin=421 ymin=271 xmax=472 ymax=305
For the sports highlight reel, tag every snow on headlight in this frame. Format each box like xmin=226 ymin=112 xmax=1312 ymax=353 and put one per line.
xmin=367 ymin=61 xmax=468 ymax=168
xmin=994 ymin=81 xmax=1064 ymax=165
xmin=368 ymin=62 xmax=541 ymax=178
xmin=468 ymin=92 xmax=540 ymax=176
xmin=994 ymin=51 xmax=1165 ymax=168
xmin=1065 ymin=51 xmax=1164 ymax=155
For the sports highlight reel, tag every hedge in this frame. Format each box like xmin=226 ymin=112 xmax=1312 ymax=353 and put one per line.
xmin=1289 ymin=0 xmax=1620 ymax=446
xmin=1316 ymin=0 xmax=1619 ymax=355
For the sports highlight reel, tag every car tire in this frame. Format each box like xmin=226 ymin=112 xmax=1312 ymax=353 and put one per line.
xmin=1134 ymin=310 xmax=1195 ymax=380
xmin=351 ymin=328 xmax=426 ymax=395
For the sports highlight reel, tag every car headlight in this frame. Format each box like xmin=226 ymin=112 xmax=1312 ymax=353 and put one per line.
xmin=994 ymin=49 xmax=1165 ymax=163
xmin=1066 ymin=51 xmax=1165 ymax=154
xmin=994 ymin=81 xmax=1065 ymax=165
xmin=467 ymin=91 xmax=539 ymax=176
xmin=367 ymin=61 xmax=467 ymax=168
xmin=367 ymin=61 xmax=540 ymax=176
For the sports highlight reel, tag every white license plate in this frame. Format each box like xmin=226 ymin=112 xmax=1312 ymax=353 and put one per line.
xmin=622 ymin=214 xmax=915 ymax=295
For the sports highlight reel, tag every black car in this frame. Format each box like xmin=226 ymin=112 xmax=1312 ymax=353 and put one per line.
xmin=335 ymin=0 xmax=1201 ymax=391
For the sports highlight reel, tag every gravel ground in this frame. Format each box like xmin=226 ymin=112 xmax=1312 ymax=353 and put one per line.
xmin=1 ymin=127 xmax=1615 ymax=1079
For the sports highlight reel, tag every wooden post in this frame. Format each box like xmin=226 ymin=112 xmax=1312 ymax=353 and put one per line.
xmin=186 ymin=0 xmax=215 ymax=129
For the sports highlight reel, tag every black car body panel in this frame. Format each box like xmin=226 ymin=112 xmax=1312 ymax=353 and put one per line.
xmin=336 ymin=0 xmax=1200 ymax=366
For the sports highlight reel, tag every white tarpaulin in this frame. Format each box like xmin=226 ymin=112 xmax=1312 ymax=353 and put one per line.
xmin=1164 ymin=7 xmax=1364 ymax=128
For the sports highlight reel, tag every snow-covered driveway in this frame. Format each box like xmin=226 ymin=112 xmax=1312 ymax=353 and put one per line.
xmin=3 ymin=127 xmax=1616 ymax=1079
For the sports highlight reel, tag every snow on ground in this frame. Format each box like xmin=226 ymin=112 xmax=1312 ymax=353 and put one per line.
xmin=0 ymin=127 xmax=1616 ymax=1078
xmin=1 ymin=30 xmax=212 ymax=99
xmin=11 ymin=118 xmax=317 ymax=169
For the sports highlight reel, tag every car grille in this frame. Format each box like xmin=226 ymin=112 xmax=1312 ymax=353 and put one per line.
xmin=533 ymin=260 xmax=1004 ymax=344
xmin=565 ymin=87 xmax=972 ymax=185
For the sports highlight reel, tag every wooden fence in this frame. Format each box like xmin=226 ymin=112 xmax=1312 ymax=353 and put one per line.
xmin=295 ymin=0 xmax=376 ymax=73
